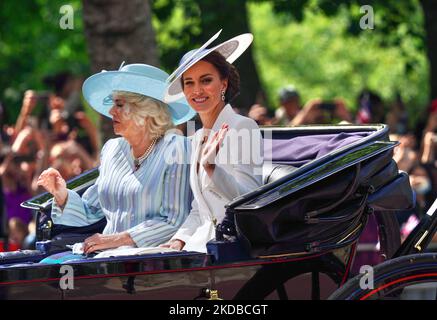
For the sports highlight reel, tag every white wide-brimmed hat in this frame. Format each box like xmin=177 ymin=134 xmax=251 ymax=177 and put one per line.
xmin=164 ymin=30 xmax=253 ymax=103
xmin=82 ymin=63 xmax=196 ymax=125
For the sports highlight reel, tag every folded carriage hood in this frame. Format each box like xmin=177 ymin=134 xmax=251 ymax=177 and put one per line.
xmin=232 ymin=139 xmax=407 ymax=211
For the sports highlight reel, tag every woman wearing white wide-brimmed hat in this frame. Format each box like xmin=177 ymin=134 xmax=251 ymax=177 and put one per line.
xmin=161 ymin=30 xmax=264 ymax=253
xmin=37 ymin=63 xmax=196 ymax=254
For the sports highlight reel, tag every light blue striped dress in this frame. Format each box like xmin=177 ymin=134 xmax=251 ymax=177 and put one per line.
xmin=51 ymin=133 xmax=192 ymax=247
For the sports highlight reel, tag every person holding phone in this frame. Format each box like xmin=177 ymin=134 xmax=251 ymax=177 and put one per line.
xmin=289 ymin=98 xmax=352 ymax=125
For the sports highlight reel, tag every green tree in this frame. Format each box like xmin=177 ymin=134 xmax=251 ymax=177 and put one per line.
xmin=258 ymin=0 xmax=432 ymax=102
xmin=154 ymin=0 xmax=430 ymax=126
xmin=0 ymin=0 xmax=431 ymax=131
xmin=82 ymin=0 xmax=159 ymax=142
xmin=421 ymin=0 xmax=437 ymax=101
xmin=152 ymin=0 xmax=264 ymax=114
xmin=248 ymin=2 xmax=427 ymax=119
xmin=0 ymin=0 xmax=88 ymax=123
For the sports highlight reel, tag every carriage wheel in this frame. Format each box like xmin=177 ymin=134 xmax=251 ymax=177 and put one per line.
xmin=374 ymin=210 xmax=401 ymax=260
xmin=329 ymin=253 xmax=437 ymax=300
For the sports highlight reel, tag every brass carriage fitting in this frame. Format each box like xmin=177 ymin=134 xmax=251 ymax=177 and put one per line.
xmin=414 ymin=231 xmax=429 ymax=252
xmin=208 ymin=289 xmax=222 ymax=300
xmin=197 ymin=288 xmax=223 ymax=300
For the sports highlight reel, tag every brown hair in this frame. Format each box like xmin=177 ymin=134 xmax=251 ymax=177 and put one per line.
xmin=182 ymin=51 xmax=240 ymax=104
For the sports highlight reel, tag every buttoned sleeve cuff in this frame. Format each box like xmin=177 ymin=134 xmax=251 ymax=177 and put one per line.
xmin=51 ymin=189 xmax=90 ymax=226
xmin=124 ymin=222 xmax=162 ymax=247
xmin=170 ymin=212 xmax=200 ymax=244
xmin=170 ymin=227 xmax=194 ymax=245
xmin=125 ymin=226 xmax=144 ymax=248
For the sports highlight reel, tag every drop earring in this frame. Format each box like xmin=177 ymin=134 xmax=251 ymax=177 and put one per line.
xmin=221 ymin=90 xmax=226 ymax=101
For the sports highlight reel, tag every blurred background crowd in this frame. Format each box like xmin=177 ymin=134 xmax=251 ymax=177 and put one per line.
xmin=1 ymin=0 xmax=437 ymax=251
xmin=0 ymin=73 xmax=99 ymax=250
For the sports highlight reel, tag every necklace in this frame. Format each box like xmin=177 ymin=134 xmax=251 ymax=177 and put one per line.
xmin=131 ymin=137 xmax=158 ymax=171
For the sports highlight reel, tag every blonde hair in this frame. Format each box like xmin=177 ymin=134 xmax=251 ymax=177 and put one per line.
xmin=113 ymin=91 xmax=174 ymax=138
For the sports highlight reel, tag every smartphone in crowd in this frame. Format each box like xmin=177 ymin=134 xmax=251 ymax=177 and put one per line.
xmin=29 ymin=91 xmax=51 ymax=130
xmin=318 ymin=102 xmax=336 ymax=112
xmin=31 ymin=91 xmax=50 ymax=117
xmin=317 ymin=101 xmax=335 ymax=123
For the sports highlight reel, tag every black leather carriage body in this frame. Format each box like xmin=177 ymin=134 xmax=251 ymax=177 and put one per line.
xmin=222 ymin=126 xmax=414 ymax=258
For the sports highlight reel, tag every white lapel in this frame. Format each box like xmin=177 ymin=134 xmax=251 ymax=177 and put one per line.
xmin=211 ymin=104 xmax=235 ymax=131
xmin=190 ymin=129 xmax=212 ymax=215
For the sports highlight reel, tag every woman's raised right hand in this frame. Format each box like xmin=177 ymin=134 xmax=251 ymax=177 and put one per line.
xmin=37 ymin=168 xmax=68 ymax=207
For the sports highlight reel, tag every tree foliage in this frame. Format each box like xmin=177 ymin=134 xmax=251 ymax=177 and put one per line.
xmin=152 ymin=0 xmax=202 ymax=73
xmin=0 ymin=0 xmax=88 ymax=123
xmin=248 ymin=1 xmax=428 ymax=124
xmin=0 ymin=0 xmax=430 ymax=127
xmin=152 ymin=0 xmax=262 ymax=112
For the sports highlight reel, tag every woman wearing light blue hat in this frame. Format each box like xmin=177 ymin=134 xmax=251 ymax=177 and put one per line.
xmin=37 ymin=63 xmax=196 ymax=254
xmin=161 ymin=31 xmax=264 ymax=253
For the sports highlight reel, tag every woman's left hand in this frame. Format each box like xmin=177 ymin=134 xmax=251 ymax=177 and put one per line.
xmin=83 ymin=232 xmax=134 ymax=254
xmin=159 ymin=239 xmax=185 ymax=251
xmin=200 ymin=123 xmax=229 ymax=176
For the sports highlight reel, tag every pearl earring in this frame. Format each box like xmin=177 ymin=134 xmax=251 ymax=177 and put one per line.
xmin=221 ymin=90 xmax=226 ymax=101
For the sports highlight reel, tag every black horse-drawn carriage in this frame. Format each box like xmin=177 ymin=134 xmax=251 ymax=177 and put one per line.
xmin=1 ymin=124 xmax=434 ymax=300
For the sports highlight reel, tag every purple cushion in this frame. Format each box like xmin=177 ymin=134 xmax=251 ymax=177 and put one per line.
xmin=264 ymin=132 xmax=371 ymax=167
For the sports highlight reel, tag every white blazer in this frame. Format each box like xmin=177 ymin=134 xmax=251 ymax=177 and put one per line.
xmin=172 ymin=104 xmax=263 ymax=252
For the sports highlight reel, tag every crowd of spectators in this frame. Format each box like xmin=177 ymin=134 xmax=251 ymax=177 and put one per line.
xmin=0 ymin=72 xmax=99 ymax=250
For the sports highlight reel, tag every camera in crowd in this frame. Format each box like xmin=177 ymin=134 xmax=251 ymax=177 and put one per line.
xmin=31 ymin=91 xmax=50 ymax=117
xmin=316 ymin=101 xmax=337 ymax=123
xmin=318 ymin=101 xmax=336 ymax=112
